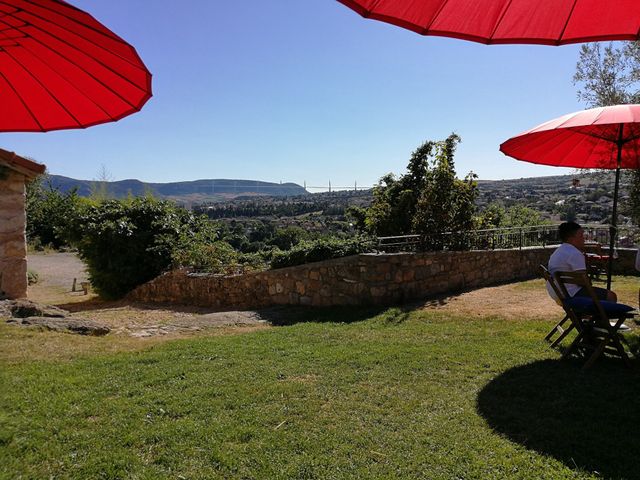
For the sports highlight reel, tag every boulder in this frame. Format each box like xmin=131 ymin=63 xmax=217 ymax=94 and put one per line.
xmin=1 ymin=299 xmax=109 ymax=336
xmin=6 ymin=317 xmax=110 ymax=336
xmin=0 ymin=299 xmax=68 ymax=318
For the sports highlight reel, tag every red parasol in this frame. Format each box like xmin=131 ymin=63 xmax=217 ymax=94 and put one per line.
xmin=500 ymin=104 xmax=640 ymax=289
xmin=337 ymin=0 xmax=640 ymax=46
xmin=0 ymin=0 xmax=152 ymax=132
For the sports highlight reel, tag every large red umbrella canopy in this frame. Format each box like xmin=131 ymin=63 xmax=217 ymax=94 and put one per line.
xmin=500 ymin=104 xmax=640 ymax=290
xmin=0 ymin=0 xmax=152 ymax=132
xmin=499 ymin=105 xmax=640 ymax=170
xmin=338 ymin=0 xmax=640 ymax=46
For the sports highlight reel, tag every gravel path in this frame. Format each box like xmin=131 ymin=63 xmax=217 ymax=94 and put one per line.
xmin=28 ymin=252 xmax=88 ymax=291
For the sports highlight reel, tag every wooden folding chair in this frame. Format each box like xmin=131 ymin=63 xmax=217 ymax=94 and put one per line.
xmin=539 ymin=265 xmax=575 ymax=348
xmin=554 ymin=270 xmax=635 ymax=370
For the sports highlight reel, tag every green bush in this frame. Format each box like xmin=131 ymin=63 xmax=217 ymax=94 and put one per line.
xmin=26 ymin=269 xmax=39 ymax=285
xmin=69 ymin=198 xmax=220 ymax=299
xmin=26 ymin=175 xmax=87 ymax=249
xmin=270 ymin=235 xmax=375 ymax=269
xmin=171 ymin=240 xmax=238 ymax=274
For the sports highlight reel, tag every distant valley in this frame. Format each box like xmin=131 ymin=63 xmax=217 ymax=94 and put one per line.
xmin=46 ymin=171 xmax=632 ymax=225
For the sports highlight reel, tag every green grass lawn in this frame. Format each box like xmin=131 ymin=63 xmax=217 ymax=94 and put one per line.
xmin=2 ymin=279 xmax=640 ymax=479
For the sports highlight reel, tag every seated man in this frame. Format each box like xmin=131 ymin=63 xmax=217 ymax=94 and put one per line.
xmin=546 ymin=221 xmax=617 ymax=302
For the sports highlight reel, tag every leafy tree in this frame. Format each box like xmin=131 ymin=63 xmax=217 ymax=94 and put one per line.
xmin=26 ymin=173 xmax=86 ymax=249
xmin=345 ymin=205 xmax=368 ymax=232
xmin=68 ymin=197 xmax=224 ymax=298
xmin=477 ymin=204 xmax=549 ymax=229
xmin=268 ymin=226 xmax=307 ymax=251
xmin=411 ymin=135 xmax=477 ymax=249
xmin=476 ymin=204 xmax=506 ymax=229
xmin=365 ymin=134 xmax=477 ymax=249
xmin=365 ymin=135 xmax=476 ymax=243
xmin=573 ymin=41 xmax=640 ymax=225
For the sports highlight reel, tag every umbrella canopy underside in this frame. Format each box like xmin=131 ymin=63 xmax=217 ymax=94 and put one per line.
xmin=500 ymin=105 xmax=640 ymax=170
xmin=339 ymin=0 xmax=640 ymax=45
xmin=0 ymin=0 xmax=152 ymax=132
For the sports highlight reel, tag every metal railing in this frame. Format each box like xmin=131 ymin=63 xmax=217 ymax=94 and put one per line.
xmin=377 ymin=224 xmax=640 ymax=253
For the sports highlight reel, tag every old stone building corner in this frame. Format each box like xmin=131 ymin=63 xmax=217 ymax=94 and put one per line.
xmin=0 ymin=148 xmax=46 ymax=299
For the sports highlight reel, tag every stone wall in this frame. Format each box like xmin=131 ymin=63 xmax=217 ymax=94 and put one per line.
xmin=129 ymin=247 xmax=567 ymax=309
xmin=0 ymin=169 xmax=28 ymax=299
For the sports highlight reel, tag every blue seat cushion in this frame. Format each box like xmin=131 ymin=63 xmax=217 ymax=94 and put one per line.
xmin=565 ymin=297 xmax=635 ymax=316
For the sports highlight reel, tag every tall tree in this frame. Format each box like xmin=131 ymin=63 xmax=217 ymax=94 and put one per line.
xmin=573 ymin=42 xmax=640 ymax=225
xmin=366 ymin=134 xmax=478 ymax=249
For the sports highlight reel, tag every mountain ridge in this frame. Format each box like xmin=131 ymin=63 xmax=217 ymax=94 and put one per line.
xmin=47 ymin=174 xmax=308 ymax=202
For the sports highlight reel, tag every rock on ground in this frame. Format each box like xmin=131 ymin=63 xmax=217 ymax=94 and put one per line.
xmin=6 ymin=317 xmax=110 ymax=336
xmin=1 ymin=299 xmax=110 ymax=336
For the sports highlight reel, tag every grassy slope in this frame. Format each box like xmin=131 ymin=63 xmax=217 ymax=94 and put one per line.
xmin=2 ymin=280 xmax=640 ymax=480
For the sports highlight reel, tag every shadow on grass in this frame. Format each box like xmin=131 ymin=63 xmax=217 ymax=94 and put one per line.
xmin=477 ymin=358 xmax=640 ymax=479
xmin=53 ymin=296 xmax=387 ymax=327
xmin=257 ymin=305 xmax=388 ymax=326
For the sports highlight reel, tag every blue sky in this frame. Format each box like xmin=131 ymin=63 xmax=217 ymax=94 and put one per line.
xmin=1 ymin=0 xmax=591 ymax=188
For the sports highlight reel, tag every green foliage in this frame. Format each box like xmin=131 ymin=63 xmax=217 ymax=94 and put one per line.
xmin=573 ymin=41 xmax=640 ymax=226
xmin=270 ymin=235 xmax=375 ymax=269
xmin=477 ymin=204 xmax=549 ymax=229
xmin=26 ymin=269 xmax=39 ymax=286
xmin=26 ymin=174 xmax=87 ymax=250
xmin=366 ymin=135 xmax=477 ymax=249
xmin=345 ymin=205 xmax=367 ymax=232
xmin=69 ymin=198 xmax=220 ymax=298
xmin=268 ymin=226 xmax=307 ymax=251
xmin=573 ymin=42 xmax=640 ymax=107
xmin=170 ymin=239 xmax=238 ymax=274
xmin=411 ymin=135 xmax=478 ymax=250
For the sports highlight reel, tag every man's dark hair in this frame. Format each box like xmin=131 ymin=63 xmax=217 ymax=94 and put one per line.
xmin=558 ymin=221 xmax=582 ymax=242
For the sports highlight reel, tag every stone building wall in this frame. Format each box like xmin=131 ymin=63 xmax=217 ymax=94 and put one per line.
xmin=129 ymin=246 xmax=573 ymax=309
xmin=0 ymin=169 xmax=28 ymax=299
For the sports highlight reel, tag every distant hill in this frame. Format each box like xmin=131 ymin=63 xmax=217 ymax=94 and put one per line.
xmin=47 ymin=175 xmax=308 ymax=203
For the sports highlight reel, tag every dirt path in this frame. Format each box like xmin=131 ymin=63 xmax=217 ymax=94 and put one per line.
xmin=421 ymin=281 xmax=564 ymax=320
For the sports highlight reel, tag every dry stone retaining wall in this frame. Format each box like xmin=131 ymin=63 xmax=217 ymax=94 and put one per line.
xmin=0 ymin=170 xmax=27 ymax=299
xmin=129 ymin=247 xmax=572 ymax=309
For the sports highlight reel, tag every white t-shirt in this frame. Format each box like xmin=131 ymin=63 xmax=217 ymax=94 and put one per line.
xmin=546 ymin=243 xmax=586 ymax=300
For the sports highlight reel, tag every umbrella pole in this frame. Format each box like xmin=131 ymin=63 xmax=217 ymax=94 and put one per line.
xmin=606 ymin=141 xmax=623 ymax=291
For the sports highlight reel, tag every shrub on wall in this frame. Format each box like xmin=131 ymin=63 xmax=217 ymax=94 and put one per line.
xmin=270 ymin=236 xmax=375 ymax=269
xmin=70 ymin=198 xmax=220 ymax=298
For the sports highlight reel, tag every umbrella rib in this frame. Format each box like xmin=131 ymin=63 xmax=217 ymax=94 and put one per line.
xmin=1 ymin=43 xmax=84 ymax=127
xmin=487 ymin=0 xmax=515 ymax=42
xmin=508 ymin=128 xmax=572 ymax=162
xmin=14 ymin=0 xmax=134 ymax=62
xmin=10 ymin=22 xmax=145 ymax=108
xmin=0 ymin=68 xmax=44 ymax=130
xmin=422 ymin=0 xmax=452 ymax=34
xmin=557 ymin=0 xmax=580 ymax=46
xmin=563 ymin=133 xmax=612 ymax=169
xmin=542 ymin=132 xmax=601 ymax=168
xmin=2 ymin=0 xmax=147 ymax=72
xmin=13 ymin=38 xmax=116 ymax=121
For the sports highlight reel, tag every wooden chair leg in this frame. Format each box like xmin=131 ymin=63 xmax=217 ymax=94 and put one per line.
xmin=550 ymin=324 xmax=574 ymax=348
xmin=583 ymin=337 xmax=609 ymax=370
xmin=563 ymin=332 xmax=585 ymax=360
xmin=545 ymin=315 xmax=569 ymax=343
xmin=610 ymin=334 xmax=632 ymax=368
